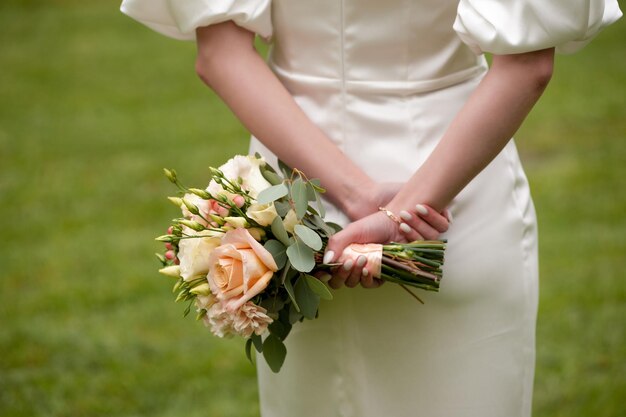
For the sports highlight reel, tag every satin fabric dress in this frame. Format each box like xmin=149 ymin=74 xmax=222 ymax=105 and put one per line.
xmin=121 ymin=1 xmax=622 ymax=416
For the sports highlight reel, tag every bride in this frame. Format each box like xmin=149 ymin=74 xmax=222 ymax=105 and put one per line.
xmin=121 ymin=1 xmax=621 ymax=416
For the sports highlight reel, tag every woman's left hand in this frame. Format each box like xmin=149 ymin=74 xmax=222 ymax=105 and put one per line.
xmin=323 ymin=205 xmax=449 ymax=289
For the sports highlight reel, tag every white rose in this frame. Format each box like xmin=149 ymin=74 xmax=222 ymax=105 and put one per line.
xmin=207 ymin=155 xmax=271 ymax=198
xmin=246 ymin=203 xmax=278 ymax=226
xmin=178 ymin=228 xmax=222 ymax=281
xmin=282 ymin=209 xmax=298 ymax=233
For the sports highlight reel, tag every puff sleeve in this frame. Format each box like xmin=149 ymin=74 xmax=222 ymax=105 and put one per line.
xmin=453 ymin=0 xmax=622 ymax=55
xmin=120 ymin=0 xmax=272 ymax=41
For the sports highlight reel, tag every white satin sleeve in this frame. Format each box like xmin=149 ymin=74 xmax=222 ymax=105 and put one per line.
xmin=120 ymin=0 xmax=272 ymax=41
xmin=453 ymin=0 xmax=622 ymax=55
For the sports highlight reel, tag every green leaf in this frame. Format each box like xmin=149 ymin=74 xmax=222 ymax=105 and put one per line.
xmin=288 ymin=302 xmax=304 ymax=324
xmin=326 ymin=222 xmax=343 ymax=234
xmin=294 ymin=275 xmax=320 ymax=319
xmin=245 ymin=338 xmax=254 ymax=364
xmin=283 ymin=273 xmax=300 ymax=312
xmin=304 ymin=274 xmax=333 ymax=300
xmin=261 ymin=168 xmax=283 ymax=186
xmin=290 ymin=178 xmax=308 ymax=219
xmin=271 ymin=216 xmax=291 ymax=246
xmin=278 ymin=160 xmax=294 ymax=178
xmin=305 ymin=182 xmax=317 ymax=201
xmin=257 ymin=183 xmax=289 ymax=204
xmin=251 ymin=333 xmax=263 ymax=353
xmin=274 ymin=200 xmax=290 ymax=217
xmin=314 ymin=189 xmax=326 ymax=218
xmin=268 ymin=320 xmax=291 ymax=341
xmin=286 ymin=238 xmax=315 ymax=272
xmin=294 ymin=224 xmax=323 ymax=251
xmin=310 ymin=178 xmax=325 ymax=192
xmin=264 ymin=239 xmax=287 ymax=269
xmin=263 ymin=334 xmax=287 ymax=373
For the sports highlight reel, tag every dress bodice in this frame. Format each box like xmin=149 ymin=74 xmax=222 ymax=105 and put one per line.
xmin=268 ymin=0 xmax=484 ymax=94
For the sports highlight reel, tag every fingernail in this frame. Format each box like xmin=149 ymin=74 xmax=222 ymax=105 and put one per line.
xmin=323 ymin=251 xmax=335 ymax=264
xmin=362 ymin=269 xmax=369 ymax=277
xmin=399 ymin=210 xmax=412 ymax=221
xmin=356 ymin=255 xmax=367 ymax=267
xmin=445 ymin=209 xmax=454 ymax=223
xmin=400 ymin=223 xmax=412 ymax=233
xmin=342 ymin=259 xmax=354 ymax=271
xmin=415 ymin=204 xmax=428 ymax=215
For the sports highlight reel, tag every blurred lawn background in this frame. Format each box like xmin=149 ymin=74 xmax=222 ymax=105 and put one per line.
xmin=0 ymin=0 xmax=624 ymax=416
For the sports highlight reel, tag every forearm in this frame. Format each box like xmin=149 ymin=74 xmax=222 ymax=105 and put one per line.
xmin=195 ymin=22 xmax=372 ymax=219
xmin=387 ymin=48 xmax=555 ymax=213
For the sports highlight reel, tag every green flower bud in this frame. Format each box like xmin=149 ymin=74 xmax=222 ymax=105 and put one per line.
xmin=188 ymin=188 xmax=212 ymax=199
xmin=190 ymin=282 xmax=211 ymax=296
xmin=155 ymin=234 xmax=176 ymax=243
xmin=159 ymin=265 xmax=181 ymax=278
xmin=163 ymin=168 xmax=177 ymax=183
xmin=178 ymin=220 xmax=206 ymax=232
xmin=182 ymin=198 xmax=200 ymax=215
xmin=167 ymin=196 xmax=183 ymax=207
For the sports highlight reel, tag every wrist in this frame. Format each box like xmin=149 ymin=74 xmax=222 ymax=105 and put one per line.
xmin=339 ymin=178 xmax=377 ymax=221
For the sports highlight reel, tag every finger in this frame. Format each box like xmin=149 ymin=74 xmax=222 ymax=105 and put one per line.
xmin=399 ymin=211 xmax=440 ymax=241
xmin=398 ymin=219 xmax=425 ymax=242
xmin=328 ymin=258 xmax=354 ymax=289
xmin=414 ymin=204 xmax=449 ymax=233
xmin=345 ymin=255 xmax=367 ymax=288
xmin=360 ymin=267 xmax=374 ymax=288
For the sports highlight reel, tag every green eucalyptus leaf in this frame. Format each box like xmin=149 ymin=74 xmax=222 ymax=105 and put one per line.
xmin=283 ymin=273 xmax=300 ymax=312
xmin=305 ymin=182 xmax=317 ymax=201
xmin=290 ymin=178 xmax=308 ymax=219
xmin=304 ymin=274 xmax=333 ymax=300
xmin=271 ymin=216 xmax=291 ymax=246
xmin=263 ymin=334 xmax=287 ymax=373
xmin=310 ymin=178 xmax=324 ymax=192
xmin=288 ymin=302 xmax=304 ymax=324
xmin=245 ymin=338 xmax=254 ymax=364
xmin=278 ymin=160 xmax=294 ymax=178
xmin=251 ymin=333 xmax=263 ymax=353
xmin=294 ymin=224 xmax=323 ymax=251
xmin=274 ymin=200 xmax=290 ymax=217
xmin=261 ymin=168 xmax=284 ymax=186
xmin=326 ymin=222 xmax=343 ymax=234
xmin=269 ymin=320 xmax=290 ymax=341
xmin=314 ymin=189 xmax=326 ymax=218
xmin=257 ymin=183 xmax=289 ymax=204
xmin=264 ymin=239 xmax=287 ymax=269
xmin=294 ymin=275 xmax=320 ymax=319
xmin=286 ymin=238 xmax=315 ymax=272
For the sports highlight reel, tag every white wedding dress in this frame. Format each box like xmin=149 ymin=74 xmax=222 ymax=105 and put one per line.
xmin=121 ymin=1 xmax=621 ymax=416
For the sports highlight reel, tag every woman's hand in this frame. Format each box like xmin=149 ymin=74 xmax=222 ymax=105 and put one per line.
xmin=323 ymin=205 xmax=449 ymax=289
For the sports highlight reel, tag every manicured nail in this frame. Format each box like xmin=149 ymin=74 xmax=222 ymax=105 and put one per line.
xmin=444 ymin=209 xmax=454 ymax=223
xmin=415 ymin=204 xmax=428 ymax=215
xmin=399 ymin=223 xmax=412 ymax=233
xmin=362 ymin=269 xmax=369 ymax=277
xmin=399 ymin=210 xmax=412 ymax=221
xmin=356 ymin=255 xmax=367 ymax=267
xmin=323 ymin=251 xmax=335 ymax=264
xmin=342 ymin=259 xmax=354 ymax=271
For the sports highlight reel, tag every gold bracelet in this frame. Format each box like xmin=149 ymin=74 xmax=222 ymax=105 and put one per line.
xmin=378 ymin=207 xmax=402 ymax=225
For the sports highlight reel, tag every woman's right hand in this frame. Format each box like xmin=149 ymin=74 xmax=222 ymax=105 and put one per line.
xmin=324 ymin=204 xmax=449 ymax=289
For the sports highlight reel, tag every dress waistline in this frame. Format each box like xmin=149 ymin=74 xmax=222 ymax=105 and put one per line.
xmin=269 ymin=62 xmax=488 ymax=96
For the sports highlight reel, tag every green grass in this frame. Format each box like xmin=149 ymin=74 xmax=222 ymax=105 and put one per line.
xmin=0 ymin=1 xmax=624 ymax=416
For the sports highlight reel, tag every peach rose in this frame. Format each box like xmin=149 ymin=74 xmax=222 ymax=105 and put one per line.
xmin=208 ymin=228 xmax=278 ymax=312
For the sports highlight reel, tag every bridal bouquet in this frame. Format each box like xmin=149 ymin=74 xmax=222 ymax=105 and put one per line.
xmin=155 ymin=155 xmax=445 ymax=372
